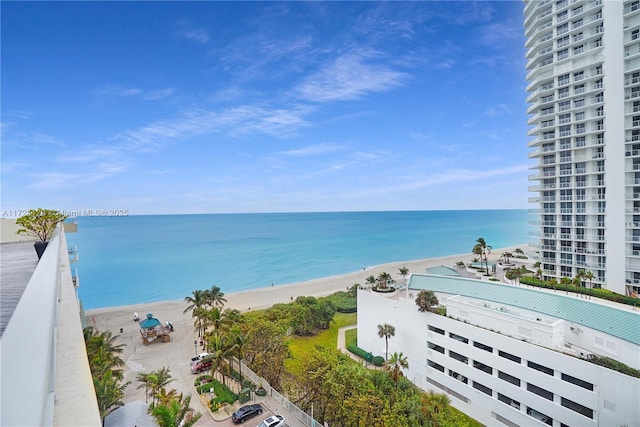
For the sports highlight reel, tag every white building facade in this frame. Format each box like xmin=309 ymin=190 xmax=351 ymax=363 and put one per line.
xmin=525 ymin=0 xmax=640 ymax=295
xmin=357 ymin=275 xmax=640 ymax=427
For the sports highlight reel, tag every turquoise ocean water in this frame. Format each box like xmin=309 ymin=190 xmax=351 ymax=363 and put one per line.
xmin=71 ymin=210 xmax=529 ymax=309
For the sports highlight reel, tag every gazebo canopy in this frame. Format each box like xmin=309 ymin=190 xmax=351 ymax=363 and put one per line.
xmin=139 ymin=313 xmax=161 ymax=329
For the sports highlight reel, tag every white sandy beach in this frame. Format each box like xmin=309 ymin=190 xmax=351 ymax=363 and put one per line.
xmin=86 ymin=244 xmax=527 ymax=425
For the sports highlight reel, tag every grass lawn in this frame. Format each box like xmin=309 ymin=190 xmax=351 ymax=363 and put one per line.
xmin=285 ymin=312 xmax=356 ymax=374
xmin=344 ymin=327 xmax=357 ymax=347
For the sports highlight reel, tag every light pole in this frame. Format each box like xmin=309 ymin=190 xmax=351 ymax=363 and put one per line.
xmin=194 ymin=340 xmax=198 ymax=356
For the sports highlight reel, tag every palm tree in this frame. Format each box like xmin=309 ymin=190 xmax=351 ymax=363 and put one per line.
xmin=192 ymin=306 xmax=208 ymax=337
xmin=228 ymin=329 xmax=248 ymax=385
xmin=183 ymin=289 xmax=207 ymax=315
xmin=454 ymin=261 xmax=466 ymax=270
xmin=415 ymin=289 xmax=439 ymax=313
xmin=575 ymin=270 xmax=586 ymax=298
xmin=84 ymin=327 xmax=128 ymax=426
xmin=377 ymin=323 xmax=395 ymax=361
xmin=549 ymin=277 xmax=558 ymax=293
xmin=386 ymin=352 xmax=409 ymax=389
xmin=94 ymin=370 xmax=129 ymax=426
xmin=561 ymin=276 xmax=572 ymax=295
xmin=584 ymin=270 xmax=594 ymax=299
xmin=421 ymin=390 xmax=451 ymax=427
xmin=148 ymin=393 xmax=202 ymax=427
xmin=206 ymin=285 xmax=227 ymax=308
xmin=398 ymin=266 xmax=409 ymax=283
xmin=145 ymin=367 xmax=175 ymax=406
xmin=377 ymin=272 xmax=392 ymax=289
xmin=474 ymin=237 xmax=492 ymax=274
xmin=365 ymin=275 xmax=376 ymax=288
xmin=502 ymin=252 xmax=513 ymax=264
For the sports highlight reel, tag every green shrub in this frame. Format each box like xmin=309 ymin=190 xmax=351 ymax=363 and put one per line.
xmin=520 ymin=277 xmax=639 ymax=307
xmin=489 ymin=278 xmax=501 ymax=282
xmin=346 ymin=344 xmax=371 ymax=360
xmin=587 ymin=355 xmax=640 ymax=378
xmin=372 ymin=356 xmax=385 ymax=366
xmin=196 ymin=377 xmax=238 ymax=404
xmin=324 ymin=292 xmax=357 ymax=313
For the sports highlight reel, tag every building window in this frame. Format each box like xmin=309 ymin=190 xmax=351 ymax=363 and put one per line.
xmin=557 ymin=36 xmax=569 ymax=48
xmin=473 ymin=381 xmax=492 ymax=396
xmin=557 ymin=49 xmax=569 ymax=60
xmin=572 ymin=19 xmax=583 ymax=29
xmin=498 ymin=350 xmax=521 ymax=363
xmin=575 ymin=111 xmax=585 ymax=121
xmin=557 ymin=10 xmax=568 ymax=21
xmin=558 ymin=73 xmax=570 ymax=85
xmin=449 ymin=350 xmax=468 ymax=364
xmin=574 ymin=83 xmax=585 ymax=94
xmin=498 ymin=371 xmax=521 ymax=386
xmin=527 ymin=407 xmax=553 ymax=426
xmin=561 ymin=373 xmax=594 ymax=391
xmin=561 ymin=397 xmax=594 ymax=418
xmin=473 ymin=360 xmax=493 ymax=375
xmin=498 ymin=393 xmax=520 ymax=410
xmin=449 ymin=369 xmax=468 ymax=384
xmin=575 ymin=98 xmax=585 ymax=107
xmin=449 ymin=332 xmax=468 ymax=344
xmin=473 ymin=341 xmax=493 ymax=352
xmin=428 ymin=341 xmax=444 ymax=353
xmin=428 ymin=325 xmax=444 ymax=335
xmin=559 ymin=100 xmax=571 ymax=111
xmin=527 ymin=383 xmax=553 ymax=400
xmin=427 ymin=359 xmax=445 ymax=372
xmin=528 ymin=361 xmax=554 ymax=375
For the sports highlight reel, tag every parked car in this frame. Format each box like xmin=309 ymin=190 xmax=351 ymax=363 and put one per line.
xmin=231 ymin=403 xmax=263 ymax=424
xmin=190 ymin=352 xmax=210 ymax=365
xmin=257 ymin=415 xmax=285 ymax=427
xmin=190 ymin=356 xmax=213 ymax=374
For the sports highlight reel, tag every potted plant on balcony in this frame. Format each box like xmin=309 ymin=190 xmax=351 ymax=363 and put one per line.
xmin=15 ymin=208 xmax=67 ymax=259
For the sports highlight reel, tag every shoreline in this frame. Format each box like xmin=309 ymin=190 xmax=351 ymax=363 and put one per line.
xmin=86 ymin=243 xmax=527 ymax=316
xmin=88 ymin=244 xmax=527 ymax=424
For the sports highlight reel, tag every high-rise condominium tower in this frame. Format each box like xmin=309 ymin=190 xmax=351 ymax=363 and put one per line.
xmin=526 ymin=0 xmax=640 ymax=296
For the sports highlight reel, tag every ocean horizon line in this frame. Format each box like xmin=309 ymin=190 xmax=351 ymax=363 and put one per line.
xmin=62 ymin=207 xmax=528 ymax=219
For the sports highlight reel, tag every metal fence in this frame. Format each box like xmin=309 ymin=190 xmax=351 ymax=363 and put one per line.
xmin=238 ymin=359 xmax=320 ymax=427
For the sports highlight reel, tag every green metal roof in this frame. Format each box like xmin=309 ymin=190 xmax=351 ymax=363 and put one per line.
xmin=409 ymin=274 xmax=640 ymax=346
xmin=425 ymin=265 xmax=461 ymax=276
xmin=140 ymin=313 xmax=161 ymax=329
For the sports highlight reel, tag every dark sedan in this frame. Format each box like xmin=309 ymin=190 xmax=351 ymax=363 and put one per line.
xmin=231 ymin=403 xmax=263 ymax=424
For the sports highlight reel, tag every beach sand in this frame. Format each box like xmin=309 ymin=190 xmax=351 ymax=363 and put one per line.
xmin=88 ymin=244 xmax=527 ymax=426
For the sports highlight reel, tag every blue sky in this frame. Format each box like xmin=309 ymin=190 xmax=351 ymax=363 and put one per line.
xmin=2 ymin=1 xmax=530 ymax=215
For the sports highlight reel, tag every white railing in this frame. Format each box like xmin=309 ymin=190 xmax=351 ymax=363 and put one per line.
xmin=0 ymin=225 xmax=100 ymax=426
xmin=238 ymin=359 xmax=320 ymax=427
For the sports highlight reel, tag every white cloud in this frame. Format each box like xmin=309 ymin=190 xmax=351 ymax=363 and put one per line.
xmin=280 ymin=144 xmax=343 ymax=157
xmin=94 ymin=85 xmax=174 ymax=100
xmin=118 ymin=105 xmax=311 ymax=149
xmin=179 ymin=28 xmax=210 ymax=44
xmin=296 ymin=51 xmax=406 ymax=103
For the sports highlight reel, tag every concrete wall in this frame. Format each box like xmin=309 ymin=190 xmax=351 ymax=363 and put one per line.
xmin=0 ymin=225 xmax=100 ymax=426
xmin=357 ymin=289 xmax=640 ymax=427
